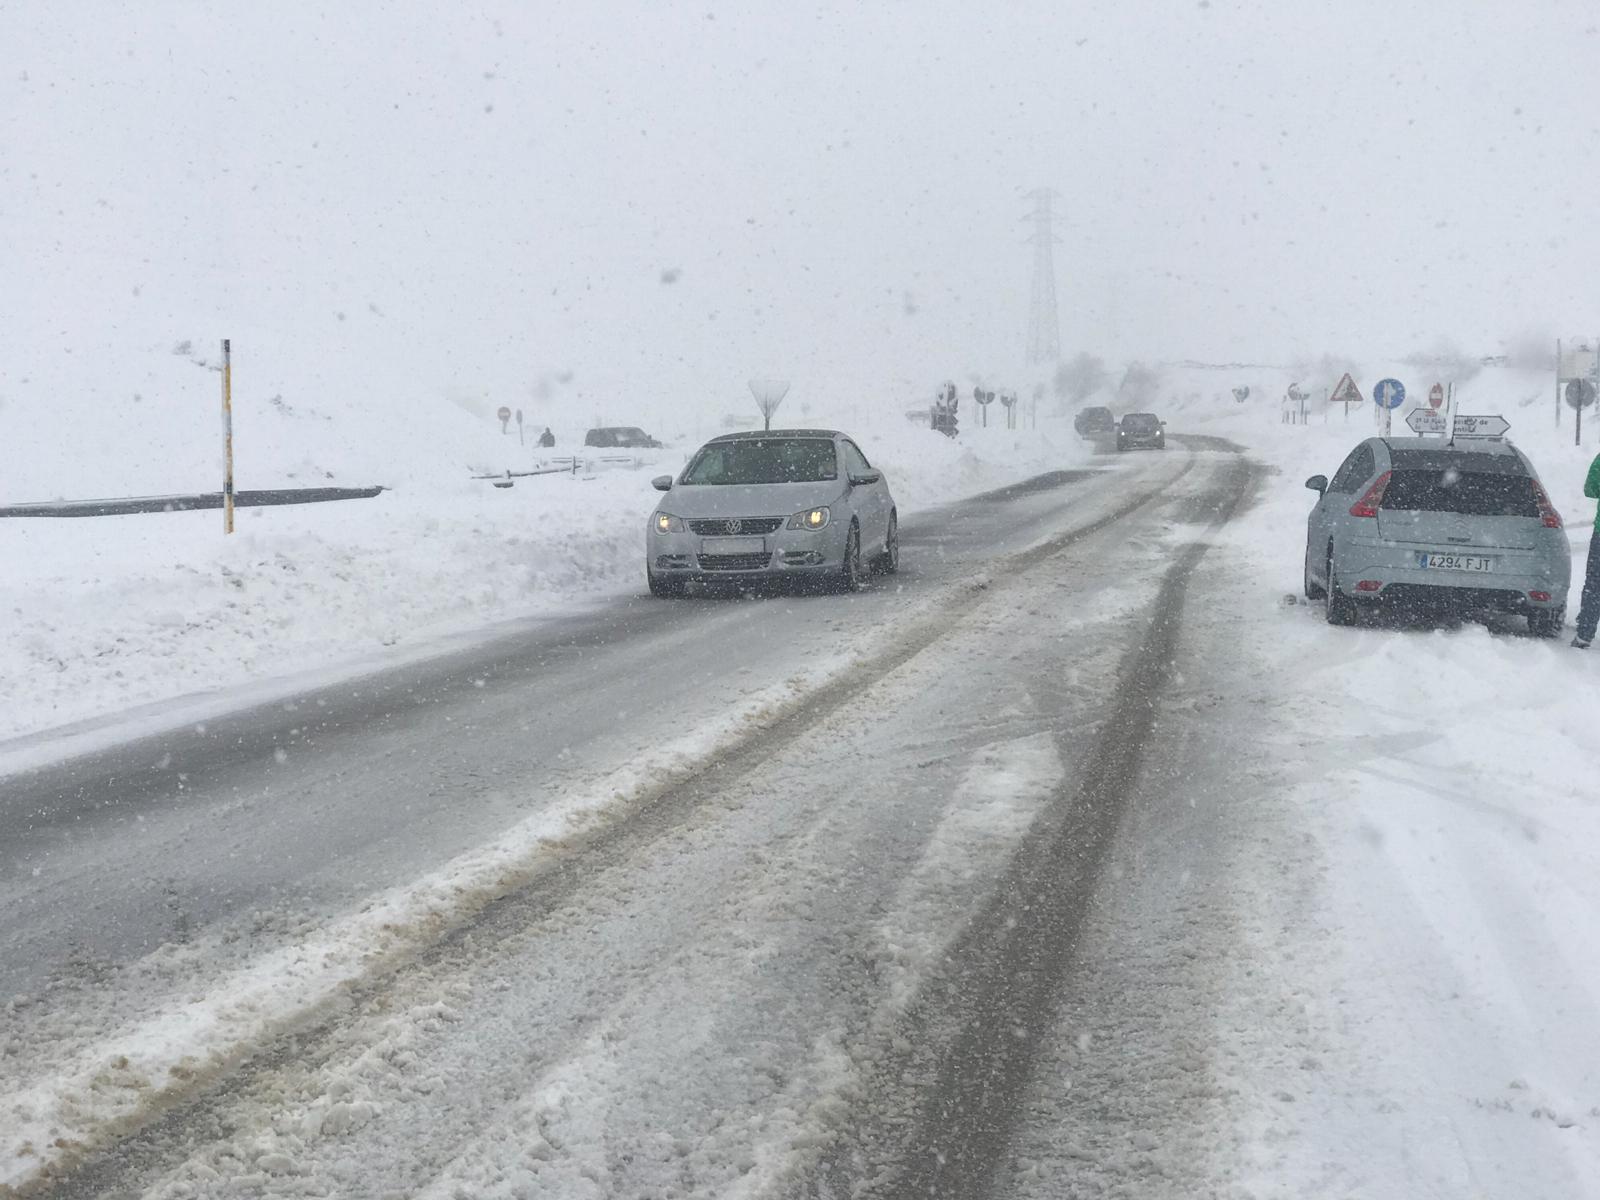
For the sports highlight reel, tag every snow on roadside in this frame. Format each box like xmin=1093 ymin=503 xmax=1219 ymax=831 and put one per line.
xmin=1 ymin=419 xmax=1075 ymax=745
xmin=1182 ymin=386 xmax=1600 ymax=1196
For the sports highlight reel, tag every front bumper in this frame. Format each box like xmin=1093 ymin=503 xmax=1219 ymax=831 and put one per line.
xmin=647 ymin=521 xmax=848 ymax=582
xmin=1117 ymin=433 xmax=1164 ymax=449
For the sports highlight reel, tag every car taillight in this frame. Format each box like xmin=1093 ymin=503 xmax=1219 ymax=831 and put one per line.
xmin=1349 ymin=471 xmax=1392 ymax=518
xmin=1532 ymin=480 xmax=1563 ymax=529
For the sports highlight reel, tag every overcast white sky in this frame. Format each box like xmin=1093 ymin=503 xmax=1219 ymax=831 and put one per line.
xmin=6 ymin=0 xmax=1600 ymax=411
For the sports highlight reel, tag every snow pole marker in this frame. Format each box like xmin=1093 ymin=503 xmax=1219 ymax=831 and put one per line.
xmin=222 ymin=338 xmax=234 ymax=534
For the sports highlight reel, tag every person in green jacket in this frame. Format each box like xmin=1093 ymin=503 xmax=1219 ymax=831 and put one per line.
xmin=1575 ymin=450 xmax=1600 ymax=648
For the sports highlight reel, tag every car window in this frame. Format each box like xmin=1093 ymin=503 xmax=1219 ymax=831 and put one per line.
xmin=1381 ymin=469 xmax=1541 ymax=518
xmin=681 ymin=438 xmax=839 ymax=485
xmin=1327 ymin=444 xmax=1374 ymax=493
xmin=1121 ymin=414 xmax=1159 ymax=431
xmin=842 ymin=441 xmax=872 ymax=473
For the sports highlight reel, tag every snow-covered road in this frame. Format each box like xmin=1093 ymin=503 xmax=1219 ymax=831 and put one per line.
xmin=4 ymin=445 xmax=1206 ymax=1193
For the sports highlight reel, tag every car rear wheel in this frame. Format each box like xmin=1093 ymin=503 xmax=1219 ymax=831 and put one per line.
xmin=875 ymin=513 xmax=899 ymax=574
xmin=835 ymin=525 xmax=864 ymax=592
xmin=647 ymin=571 xmax=686 ymax=598
xmin=1528 ymin=606 xmax=1565 ymax=639
xmin=1325 ymin=551 xmax=1358 ymax=626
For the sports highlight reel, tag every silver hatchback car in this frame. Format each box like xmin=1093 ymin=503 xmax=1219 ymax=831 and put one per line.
xmin=1304 ymin=436 xmax=1570 ymax=635
xmin=646 ymin=429 xmax=898 ymax=596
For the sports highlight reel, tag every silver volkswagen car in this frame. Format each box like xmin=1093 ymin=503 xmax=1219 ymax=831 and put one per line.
xmin=1303 ymin=436 xmax=1570 ymax=635
xmin=646 ymin=429 xmax=898 ymax=596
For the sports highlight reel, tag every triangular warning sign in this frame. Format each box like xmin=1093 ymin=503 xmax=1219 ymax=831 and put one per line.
xmin=1330 ymin=372 xmax=1364 ymax=405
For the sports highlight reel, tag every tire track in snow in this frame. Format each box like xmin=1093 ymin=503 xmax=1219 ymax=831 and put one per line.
xmin=804 ymin=443 xmax=1258 ymax=1199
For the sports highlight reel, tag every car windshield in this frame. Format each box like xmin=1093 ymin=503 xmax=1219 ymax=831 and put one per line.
xmin=681 ymin=438 xmax=837 ymax=485
xmin=1381 ymin=468 xmax=1540 ymax=518
xmin=1122 ymin=414 xmax=1159 ymax=430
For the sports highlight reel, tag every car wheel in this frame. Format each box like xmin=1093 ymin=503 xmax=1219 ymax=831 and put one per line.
xmin=835 ymin=524 xmax=864 ymax=593
xmin=1528 ymin=606 xmax=1565 ymax=639
xmin=1325 ymin=550 xmax=1357 ymax=626
xmin=875 ymin=512 xmax=899 ymax=574
xmin=647 ymin=571 xmax=686 ymax=598
xmin=1304 ymin=544 xmax=1326 ymax=600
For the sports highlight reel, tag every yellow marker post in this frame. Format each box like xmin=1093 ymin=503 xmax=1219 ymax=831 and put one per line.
xmin=222 ymin=338 xmax=234 ymax=534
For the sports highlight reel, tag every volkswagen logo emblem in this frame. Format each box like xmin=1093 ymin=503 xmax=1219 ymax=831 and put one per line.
xmin=724 ymin=519 xmax=742 ymax=535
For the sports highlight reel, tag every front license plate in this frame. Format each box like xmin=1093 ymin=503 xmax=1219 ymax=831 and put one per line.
xmin=1416 ymin=552 xmax=1495 ymax=572
xmin=702 ymin=536 xmax=766 ymax=555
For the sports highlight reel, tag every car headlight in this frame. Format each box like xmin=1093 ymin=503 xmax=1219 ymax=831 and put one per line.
xmin=787 ymin=506 xmax=831 ymax=531
xmin=653 ymin=512 xmax=684 ymax=534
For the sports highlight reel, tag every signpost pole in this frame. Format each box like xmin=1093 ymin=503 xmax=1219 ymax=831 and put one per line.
xmin=222 ymin=338 xmax=234 ymax=535
xmin=1557 ymin=338 xmax=1563 ymax=429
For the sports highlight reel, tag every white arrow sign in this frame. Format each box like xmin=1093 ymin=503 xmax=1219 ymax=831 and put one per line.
xmin=1451 ymin=414 xmax=1510 ymax=439
xmin=1406 ymin=409 xmax=1448 ymax=435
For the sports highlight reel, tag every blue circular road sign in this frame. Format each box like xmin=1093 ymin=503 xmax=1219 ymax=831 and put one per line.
xmin=1374 ymin=378 xmax=1406 ymax=409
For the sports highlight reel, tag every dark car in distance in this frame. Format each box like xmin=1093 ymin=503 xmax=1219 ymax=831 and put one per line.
xmin=1117 ymin=412 xmax=1166 ymax=451
xmin=585 ymin=426 xmax=664 ymax=449
xmin=1074 ymin=406 xmax=1115 ymax=437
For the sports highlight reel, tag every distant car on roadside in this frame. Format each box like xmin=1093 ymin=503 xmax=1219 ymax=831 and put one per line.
xmin=645 ymin=429 xmax=897 ymax=596
xmin=1303 ymin=436 xmax=1570 ymax=635
xmin=1074 ymin=406 xmax=1115 ymax=437
xmin=1116 ymin=412 xmax=1165 ymax=451
xmin=585 ymin=426 xmax=664 ymax=449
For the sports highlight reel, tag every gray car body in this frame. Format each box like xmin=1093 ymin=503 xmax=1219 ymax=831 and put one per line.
xmin=647 ymin=429 xmax=895 ymax=585
xmin=1303 ymin=435 xmax=1571 ymax=621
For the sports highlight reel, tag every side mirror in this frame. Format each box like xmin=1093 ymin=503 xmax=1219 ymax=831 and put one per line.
xmin=849 ymin=471 xmax=882 ymax=487
xmin=1305 ymin=474 xmax=1328 ymax=494
xmin=651 ymin=474 xmax=674 ymax=492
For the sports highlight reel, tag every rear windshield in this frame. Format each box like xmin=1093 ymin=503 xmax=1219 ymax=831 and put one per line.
xmin=1381 ymin=468 xmax=1540 ymax=518
xmin=682 ymin=438 xmax=838 ymax=485
xmin=1121 ymin=414 xmax=1159 ymax=430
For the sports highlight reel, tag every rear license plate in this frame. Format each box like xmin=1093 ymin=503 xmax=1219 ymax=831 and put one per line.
xmin=1416 ymin=552 xmax=1495 ymax=572
xmin=702 ymin=536 xmax=766 ymax=555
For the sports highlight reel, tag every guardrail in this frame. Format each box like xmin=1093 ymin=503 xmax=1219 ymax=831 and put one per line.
xmin=0 ymin=486 xmax=386 ymax=519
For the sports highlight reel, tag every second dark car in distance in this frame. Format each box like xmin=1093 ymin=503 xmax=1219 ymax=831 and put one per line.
xmin=585 ymin=426 xmax=664 ymax=449
xmin=1074 ymin=405 xmax=1115 ymax=437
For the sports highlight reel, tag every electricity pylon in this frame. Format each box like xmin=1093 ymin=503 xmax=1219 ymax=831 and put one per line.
xmin=1024 ymin=188 xmax=1061 ymax=366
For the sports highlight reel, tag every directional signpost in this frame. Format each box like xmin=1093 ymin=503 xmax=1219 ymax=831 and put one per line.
xmin=1373 ymin=378 xmax=1405 ymax=436
xmin=974 ymin=387 xmax=994 ymax=426
xmin=1406 ymin=408 xmax=1448 ymax=436
xmin=1567 ymin=378 xmax=1597 ymax=445
xmin=1451 ymin=414 xmax=1510 ymax=440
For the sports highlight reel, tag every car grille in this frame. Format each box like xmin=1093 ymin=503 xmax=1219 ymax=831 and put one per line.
xmin=688 ymin=517 xmax=784 ymax=536
xmin=697 ymin=552 xmax=773 ymax=572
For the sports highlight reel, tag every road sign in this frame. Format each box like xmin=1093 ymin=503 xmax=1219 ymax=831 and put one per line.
xmin=999 ymin=391 xmax=1016 ymax=407
xmin=497 ymin=405 xmax=511 ymax=433
xmin=1374 ymin=379 xmax=1406 ymax=409
xmin=1566 ymin=379 xmax=1597 ymax=409
xmin=1406 ymin=409 xmax=1447 ymax=435
xmin=1330 ymin=373 xmax=1363 ymax=405
xmin=974 ymin=388 xmax=993 ymax=404
xmin=1232 ymin=385 xmax=1250 ymax=403
xmin=1428 ymin=383 xmax=1444 ymax=410
xmin=1451 ymin=414 xmax=1510 ymax=439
